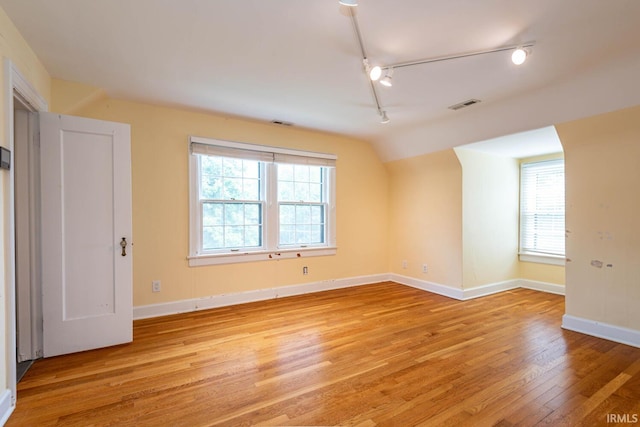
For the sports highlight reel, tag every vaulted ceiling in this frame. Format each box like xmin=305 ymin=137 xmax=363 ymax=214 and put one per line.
xmin=2 ymin=0 xmax=639 ymax=161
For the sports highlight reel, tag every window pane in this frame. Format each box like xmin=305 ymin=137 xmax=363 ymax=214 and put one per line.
xmin=296 ymin=225 xmax=311 ymax=244
xmin=294 ymin=165 xmax=310 ymax=182
xmin=280 ymin=205 xmax=295 ymax=224
xmin=201 ymin=156 xmax=222 ymax=176
xmin=278 ymin=181 xmax=295 ymax=201
xmin=224 ymin=203 xmax=243 ymax=225
xmin=203 ymin=203 xmax=223 ymax=226
xmin=203 ymin=226 xmax=224 ymax=250
xmin=280 ymin=225 xmax=296 ymax=245
xmin=295 ymin=182 xmax=310 ymax=201
xmin=225 ymin=225 xmax=244 ymax=247
xmin=309 ymin=183 xmax=322 ymax=202
xmin=311 ymin=205 xmax=324 ymax=224
xmin=309 ymin=166 xmax=322 ymax=183
xmin=278 ymin=164 xmax=294 ymax=181
xmin=245 ymin=225 xmax=261 ymax=247
xmin=311 ymin=225 xmax=324 ymax=243
xmin=200 ymin=176 xmax=222 ymax=199
xmin=223 ymin=158 xmax=243 ymax=177
xmin=242 ymin=178 xmax=260 ymax=200
xmin=243 ymin=161 xmax=260 ymax=179
xmin=296 ymin=205 xmax=311 ymax=224
xmin=245 ymin=203 xmax=261 ymax=225
xmin=224 ymin=178 xmax=243 ymax=200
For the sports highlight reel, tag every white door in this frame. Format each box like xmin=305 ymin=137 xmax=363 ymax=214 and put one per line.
xmin=39 ymin=112 xmax=132 ymax=357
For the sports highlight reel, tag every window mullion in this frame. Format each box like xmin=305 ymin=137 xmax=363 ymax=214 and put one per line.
xmin=266 ymin=162 xmax=278 ymax=251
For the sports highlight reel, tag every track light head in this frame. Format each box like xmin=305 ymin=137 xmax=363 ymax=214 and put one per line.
xmin=369 ymin=65 xmax=382 ymax=81
xmin=379 ymin=68 xmax=393 ymax=87
xmin=363 ymin=59 xmax=383 ymax=81
xmin=339 ymin=0 xmax=358 ymax=6
xmin=511 ymin=48 xmax=529 ymax=65
xmin=380 ymin=111 xmax=390 ymax=124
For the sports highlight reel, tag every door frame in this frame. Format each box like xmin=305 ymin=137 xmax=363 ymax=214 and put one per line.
xmin=2 ymin=59 xmax=48 ymax=415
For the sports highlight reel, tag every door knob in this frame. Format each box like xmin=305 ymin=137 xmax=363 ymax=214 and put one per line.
xmin=120 ymin=237 xmax=127 ymax=256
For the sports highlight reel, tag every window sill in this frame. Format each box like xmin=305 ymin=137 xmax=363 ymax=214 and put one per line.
xmin=519 ymin=252 xmax=565 ymax=266
xmin=188 ymin=246 xmax=337 ymax=267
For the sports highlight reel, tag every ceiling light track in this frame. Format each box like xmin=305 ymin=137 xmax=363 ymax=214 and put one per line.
xmin=347 ymin=7 xmax=388 ymax=123
xmin=342 ymin=2 xmax=534 ymax=124
xmin=383 ymin=42 xmax=535 ymax=71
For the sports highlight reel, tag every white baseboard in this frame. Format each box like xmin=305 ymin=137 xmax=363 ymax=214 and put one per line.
xmin=461 ymin=280 xmax=520 ymax=299
xmin=562 ymin=314 xmax=640 ymax=349
xmin=133 ymin=273 xmax=391 ymax=320
xmin=390 ymin=274 xmax=464 ymax=300
xmin=518 ymin=279 xmax=565 ymax=295
xmin=389 ymin=275 xmax=564 ymax=301
xmin=134 ymin=274 xmax=566 ymax=320
xmin=0 ymin=389 xmax=14 ymax=426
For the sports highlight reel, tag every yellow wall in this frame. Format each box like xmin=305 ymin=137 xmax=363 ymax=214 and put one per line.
xmin=52 ymin=82 xmax=390 ymax=306
xmin=557 ymin=105 xmax=640 ymax=331
xmin=386 ymin=149 xmax=463 ymax=288
xmin=0 ymin=3 xmax=51 ymax=407
xmin=455 ymin=149 xmax=520 ymax=288
xmin=518 ymin=262 xmax=565 ymax=284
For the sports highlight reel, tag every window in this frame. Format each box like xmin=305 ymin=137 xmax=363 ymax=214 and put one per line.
xmin=519 ymin=159 xmax=565 ymax=264
xmin=199 ymin=156 xmax=264 ymax=251
xmin=189 ymin=136 xmax=336 ymax=266
xmin=278 ymin=164 xmax=326 ymax=247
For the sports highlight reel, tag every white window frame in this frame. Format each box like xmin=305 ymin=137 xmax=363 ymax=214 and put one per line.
xmin=188 ymin=136 xmax=337 ymax=266
xmin=519 ymin=158 xmax=566 ymax=266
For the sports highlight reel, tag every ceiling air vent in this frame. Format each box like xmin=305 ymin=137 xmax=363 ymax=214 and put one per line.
xmin=270 ymin=120 xmax=293 ymax=126
xmin=448 ymin=99 xmax=482 ymax=111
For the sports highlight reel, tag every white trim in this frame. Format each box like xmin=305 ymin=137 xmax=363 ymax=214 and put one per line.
xmin=188 ymin=247 xmax=338 ymax=267
xmin=519 ymin=253 xmax=565 ymax=266
xmin=389 ymin=274 xmax=565 ymax=301
xmin=462 ymin=280 xmax=520 ymax=299
xmin=389 ymin=274 xmax=465 ymax=300
xmin=562 ymin=314 xmax=640 ymax=349
xmin=3 ymin=59 xmax=49 ymax=418
xmin=189 ymin=135 xmax=337 ymax=161
xmin=0 ymin=389 xmax=14 ymax=425
xmin=133 ymin=273 xmax=390 ymax=320
xmin=518 ymin=279 xmax=565 ymax=295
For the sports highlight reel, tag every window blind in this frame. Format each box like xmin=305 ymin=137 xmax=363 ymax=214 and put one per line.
xmin=520 ymin=159 xmax=565 ymax=256
xmin=190 ymin=136 xmax=336 ymax=167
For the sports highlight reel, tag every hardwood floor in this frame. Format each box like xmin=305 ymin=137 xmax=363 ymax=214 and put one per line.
xmin=8 ymin=282 xmax=640 ymax=426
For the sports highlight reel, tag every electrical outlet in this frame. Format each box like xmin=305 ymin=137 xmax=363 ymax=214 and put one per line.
xmin=402 ymin=260 xmax=408 ymax=269
xmin=422 ymin=264 xmax=428 ymax=273
xmin=303 ymin=266 xmax=309 ymax=275
xmin=152 ymin=280 xmax=161 ymax=292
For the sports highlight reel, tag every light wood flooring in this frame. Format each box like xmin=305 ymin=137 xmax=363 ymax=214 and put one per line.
xmin=8 ymin=282 xmax=640 ymax=426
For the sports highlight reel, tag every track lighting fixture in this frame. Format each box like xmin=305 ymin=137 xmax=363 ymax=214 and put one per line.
xmin=345 ymin=3 xmax=533 ymax=123
xmin=511 ymin=48 xmax=529 ymax=65
xmin=344 ymin=4 xmax=535 ymax=122
xmin=363 ymin=59 xmax=382 ymax=81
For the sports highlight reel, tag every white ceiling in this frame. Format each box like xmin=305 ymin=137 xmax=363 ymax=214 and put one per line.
xmin=461 ymin=126 xmax=562 ymax=159
xmin=2 ymin=0 xmax=639 ymax=161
